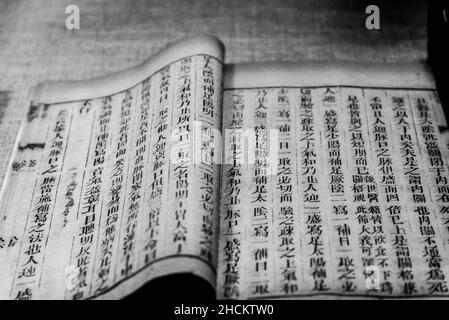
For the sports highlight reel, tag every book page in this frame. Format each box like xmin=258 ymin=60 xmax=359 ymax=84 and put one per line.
xmin=0 ymin=35 xmax=224 ymax=300
xmin=217 ymin=61 xmax=449 ymax=299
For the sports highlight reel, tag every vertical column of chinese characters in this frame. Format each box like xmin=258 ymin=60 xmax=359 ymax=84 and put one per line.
xmin=101 ymin=85 xmax=140 ymax=282
xmin=66 ymin=97 xmax=113 ymax=300
xmin=428 ymin=92 xmax=449 ymax=251
xmin=12 ymin=107 xmax=71 ymax=300
xmin=141 ymin=67 xmax=172 ymax=264
xmin=115 ymin=85 xmax=149 ymax=280
xmin=246 ymin=89 xmax=274 ymax=298
xmin=388 ymin=91 xmax=447 ymax=295
xmin=408 ymin=91 xmax=449 ymax=293
xmin=296 ymin=88 xmax=332 ymax=293
xmin=341 ymin=88 xmax=392 ymax=296
xmin=194 ymin=55 xmax=222 ymax=265
xmin=272 ymin=88 xmax=300 ymax=296
xmin=217 ymin=91 xmax=245 ymax=299
xmin=363 ymin=89 xmax=411 ymax=295
xmin=166 ymin=58 xmax=193 ymax=255
xmin=38 ymin=100 xmax=97 ymax=299
xmin=319 ymin=87 xmax=361 ymax=295
xmin=91 ymin=90 xmax=135 ymax=294
xmin=69 ymin=91 xmax=131 ymax=294
xmin=0 ymin=103 xmax=45 ymax=299
xmin=137 ymin=77 xmax=160 ymax=266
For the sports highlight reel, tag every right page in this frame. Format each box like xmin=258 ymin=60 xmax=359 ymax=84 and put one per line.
xmin=217 ymin=61 xmax=449 ymax=299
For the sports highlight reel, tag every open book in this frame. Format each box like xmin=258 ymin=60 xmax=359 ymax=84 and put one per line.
xmin=1 ymin=35 xmax=448 ymax=300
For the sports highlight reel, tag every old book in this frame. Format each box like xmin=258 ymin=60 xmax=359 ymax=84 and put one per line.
xmin=0 ymin=35 xmax=448 ymax=300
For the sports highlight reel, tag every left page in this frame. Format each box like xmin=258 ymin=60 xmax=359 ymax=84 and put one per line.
xmin=0 ymin=35 xmax=224 ymax=300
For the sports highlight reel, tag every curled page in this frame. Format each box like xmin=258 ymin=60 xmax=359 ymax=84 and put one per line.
xmin=218 ymin=61 xmax=449 ymax=299
xmin=0 ymin=35 xmax=224 ymax=300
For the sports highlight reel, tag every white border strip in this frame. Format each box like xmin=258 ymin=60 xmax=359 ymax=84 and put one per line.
xmin=224 ymin=61 xmax=436 ymax=90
